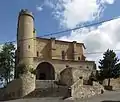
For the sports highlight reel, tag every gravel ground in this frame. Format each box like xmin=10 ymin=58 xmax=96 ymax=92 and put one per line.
xmin=3 ymin=90 xmax=120 ymax=102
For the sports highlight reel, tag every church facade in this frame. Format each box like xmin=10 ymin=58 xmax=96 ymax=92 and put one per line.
xmin=0 ymin=9 xmax=97 ymax=100
xmin=15 ymin=9 xmax=95 ymax=83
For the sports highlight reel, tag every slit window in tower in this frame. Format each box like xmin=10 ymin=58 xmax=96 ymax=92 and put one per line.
xmin=37 ymin=51 xmax=39 ymax=57
xmin=78 ymin=57 xmax=80 ymax=60
xmin=62 ymin=50 xmax=65 ymax=60
xmin=28 ymin=45 xmax=30 ymax=49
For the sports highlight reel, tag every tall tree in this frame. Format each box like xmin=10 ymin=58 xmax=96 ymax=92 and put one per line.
xmin=0 ymin=43 xmax=15 ymax=87
xmin=99 ymin=49 xmax=120 ymax=86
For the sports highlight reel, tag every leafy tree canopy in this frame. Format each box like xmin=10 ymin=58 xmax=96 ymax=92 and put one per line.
xmin=98 ymin=49 xmax=120 ymax=86
xmin=0 ymin=43 xmax=15 ymax=87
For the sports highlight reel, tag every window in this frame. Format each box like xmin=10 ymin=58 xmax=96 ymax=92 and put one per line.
xmin=37 ymin=51 xmax=39 ymax=57
xmin=78 ymin=57 xmax=80 ymax=60
xmin=62 ymin=50 xmax=65 ymax=60
xmin=86 ymin=66 xmax=89 ymax=69
xmin=28 ymin=45 xmax=30 ymax=49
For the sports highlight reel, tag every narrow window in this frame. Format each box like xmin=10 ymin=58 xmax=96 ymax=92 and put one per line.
xmin=28 ymin=45 xmax=30 ymax=49
xmin=78 ymin=57 xmax=80 ymax=60
xmin=37 ymin=51 xmax=39 ymax=57
xmin=87 ymin=66 xmax=89 ymax=69
xmin=62 ymin=50 xmax=65 ymax=60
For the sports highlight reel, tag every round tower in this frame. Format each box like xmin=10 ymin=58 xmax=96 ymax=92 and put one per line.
xmin=17 ymin=9 xmax=36 ymax=66
xmin=16 ymin=9 xmax=36 ymax=97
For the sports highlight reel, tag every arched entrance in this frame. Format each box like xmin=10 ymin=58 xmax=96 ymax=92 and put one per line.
xmin=36 ymin=62 xmax=55 ymax=80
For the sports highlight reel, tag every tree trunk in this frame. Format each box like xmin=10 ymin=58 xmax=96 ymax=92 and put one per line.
xmin=108 ymin=78 xmax=110 ymax=86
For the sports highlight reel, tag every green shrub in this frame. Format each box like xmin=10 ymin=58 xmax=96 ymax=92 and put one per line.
xmin=16 ymin=63 xmax=36 ymax=78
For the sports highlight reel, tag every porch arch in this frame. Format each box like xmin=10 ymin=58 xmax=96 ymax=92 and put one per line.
xmin=36 ymin=62 xmax=55 ymax=80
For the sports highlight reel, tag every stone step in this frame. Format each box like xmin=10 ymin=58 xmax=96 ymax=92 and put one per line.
xmin=24 ymin=86 xmax=69 ymax=98
xmin=36 ymin=80 xmax=58 ymax=88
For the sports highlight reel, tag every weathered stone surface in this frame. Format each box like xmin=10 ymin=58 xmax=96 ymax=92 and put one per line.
xmin=60 ymin=67 xmax=93 ymax=87
xmin=103 ymin=78 xmax=120 ymax=90
xmin=0 ymin=72 xmax=35 ymax=101
xmin=20 ymin=72 xmax=35 ymax=97
xmin=71 ymin=82 xmax=105 ymax=99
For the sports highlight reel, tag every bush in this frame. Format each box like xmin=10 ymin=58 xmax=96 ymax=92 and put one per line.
xmin=29 ymin=68 xmax=36 ymax=75
xmin=16 ymin=63 xmax=36 ymax=78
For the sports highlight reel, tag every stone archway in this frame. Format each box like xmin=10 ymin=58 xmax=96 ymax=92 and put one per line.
xmin=36 ymin=62 xmax=55 ymax=80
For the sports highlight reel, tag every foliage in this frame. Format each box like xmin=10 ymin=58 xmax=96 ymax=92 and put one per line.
xmin=0 ymin=43 xmax=15 ymax=87
xmin=16 ymin=63 xmax=28 ymax=78
xmin=29 ymin=67 xmax=36 ymax=75
xmin=16 ymin=63 xmax=36 ymax=78
xmin=98 ymin=49 xmax=120 ymax=86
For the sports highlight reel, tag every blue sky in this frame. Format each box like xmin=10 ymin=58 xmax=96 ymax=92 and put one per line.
xmin=0 ymin=0 xmax=62 ymax=43
xmin=0 ymin=0 xmax=120 ymax=63
xmin=0 ymin=0 xmax=120 ymax=43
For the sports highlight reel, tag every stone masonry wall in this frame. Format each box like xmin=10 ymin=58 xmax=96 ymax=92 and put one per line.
xmin=20 ymin=72 xmax=35 ymax=97
xmin=60 ymin=67 xmax=92 ymax=86
xmin=2 ymin=79 xmax=22 ymax=100
xmin=0 ymin=72 xmax=35 ymax=101
xmin=34 ymin=59 xmax=95 ymax=81
xmin=103 ymin=78 xmax=120 ymax=90
xmin=71 ymin=81 xmax=104 ymax=99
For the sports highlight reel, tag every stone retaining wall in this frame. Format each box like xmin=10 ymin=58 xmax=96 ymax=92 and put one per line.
xmin=103 ymin=78 xmax=120 ymax=90
xmin=71 ymin=82 xmax=104 ymax=99
xmin=0 ymin=72 xmax=35 ymax=101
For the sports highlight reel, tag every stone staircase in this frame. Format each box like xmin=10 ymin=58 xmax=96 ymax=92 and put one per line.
xmin=24 ymin=80 xmax=70 ymax=98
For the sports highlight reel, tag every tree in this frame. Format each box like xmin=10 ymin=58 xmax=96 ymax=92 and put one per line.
xmin=99 ymin=49 xmax=120 ymax=86
xmin=0 ymin=43 xmax=15 ymax=87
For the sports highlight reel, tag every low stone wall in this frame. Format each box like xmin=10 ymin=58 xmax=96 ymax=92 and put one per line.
xmin=71 ymin=82 xmax=104 ymax=99
xmin=103 ymin=78 xmax=120 ymax=90
xmin=0 ymin=79 xmax=22 ymax=100
xmin=71 ymin=79 xmax=83 ymax=94
xmin=60 ymin=67 xmax=93 ymax=86
xmin=20 ymin=72 xmax=35 ymax=97
xmin=0 ymin=72 xmax=35 ymax=101
xmin=0 ymin=88 xmax=5 ymax=100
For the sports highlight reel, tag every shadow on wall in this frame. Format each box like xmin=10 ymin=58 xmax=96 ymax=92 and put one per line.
xmin=101 ymin=100 xmax=120 ymax=102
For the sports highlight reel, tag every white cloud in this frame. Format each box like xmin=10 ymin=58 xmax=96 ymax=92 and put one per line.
xmin=0 ymin=45 xmax=3 ymax=52
xmin=45 ymin=0 xmax=116 ymax=28
xmin=59 ymin=17 xmax=120 ymax=66
xmin=14 ymin=43 xmax=17 ymax=50
xmin=36 ymin=5 xmax=43 ymax=11
xmin=44 ymin=0 xmax=119 ymax=68
xmin=101 ymin=0 xmax=115 ymax=4
xmin=44 ymin=0 xmax=55 ymax=8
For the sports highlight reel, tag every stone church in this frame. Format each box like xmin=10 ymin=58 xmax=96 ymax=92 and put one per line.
xmin=0 ymin=9 xmax=97 ymax=100
xmin=15 ymin=9 xmax=95 ymax=81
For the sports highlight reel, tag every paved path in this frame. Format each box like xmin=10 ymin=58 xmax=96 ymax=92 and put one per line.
xmin=4 ymin=90 xmax=120 ymax=102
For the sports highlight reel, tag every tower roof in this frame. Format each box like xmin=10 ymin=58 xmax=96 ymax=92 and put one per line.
xmin=18 ymin=9 xmax=34 ymax=19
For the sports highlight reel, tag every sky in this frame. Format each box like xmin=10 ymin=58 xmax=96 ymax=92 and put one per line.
xmin=0 ymin=0 xmax=120 ymax=66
